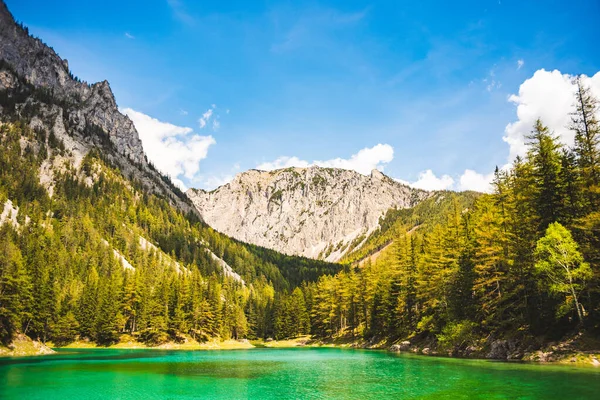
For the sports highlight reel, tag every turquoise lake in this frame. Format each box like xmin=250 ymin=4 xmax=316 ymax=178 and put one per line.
xmin=1 ymin=347 xmax=599 ymax=399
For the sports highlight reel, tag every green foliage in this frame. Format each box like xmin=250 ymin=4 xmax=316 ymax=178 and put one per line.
xmin=342 ymin=191 xmax=480 ymax=264
xmin=309 ymin=83 xmax=600 ymax=344
xmin=535 ymin=222 xmax=592 ymax=323
xmin=269 ymin=189 xmax=283 ymax=204
xmin=272 ymin=288 xmax=310 ymax=339
xmin=138 ymin=329 xmax=170 ymax=346
xmin=1 ymin=70 xmax=600 ymax=350
xmin=0 ymin=120 xmax=335 ymax=346
xmin=436 ymin=320 xmax=477 ymax=352
xmin=50 ymin=312 xmax=79 ymax=346
xmin=0 ymin=227 xmax=32 ymax=345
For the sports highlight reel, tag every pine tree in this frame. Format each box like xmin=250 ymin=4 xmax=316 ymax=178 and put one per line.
xmin=289 ymin=287 xmax=310 ymax=337
xmin=0 ymin=228 xmax=32 ymax=345
xmin=559 ymin=149 xmax=584 ymax=224
xmin=78 ymin=266 xmax=99 ymax=339
xmin=527 ymin=119 xmax=564 ymax=231
xmin=472 ymin=195 xmax=506 ymax=328
xmin=95 ymin=255 xmax=123 ymax=345
xmin=571 ymin=75 xmax=600 ymax=204
xmin=51 ymin=311 xmax=79 ymax=346
xmin=122 ymin=271 xmax=141 ymax=334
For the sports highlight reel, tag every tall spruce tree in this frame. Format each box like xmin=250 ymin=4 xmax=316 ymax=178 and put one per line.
xmin=527 ymin=119 xmax=564 ymax=231
xmin=571 ymin=75 xmax=600 ymax=204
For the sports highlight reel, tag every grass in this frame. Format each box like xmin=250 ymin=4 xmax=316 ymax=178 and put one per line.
xmin=58 ymin=336 xmax=255 ymax=351
xmin=0 ymin=334 xmax=55 ymax=357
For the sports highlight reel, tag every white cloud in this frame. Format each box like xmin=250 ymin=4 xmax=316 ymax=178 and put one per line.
xmin=203 ymin=174 xmax=234 ymax=190
xmin=122 ymin=108 xmax=216 ymax=190
xmin=458 ymin=68 xmax=600 ymax=193
xmin=393 ymin=168 xmax=501 ymax=193
xmin=202 ymin=162 xmax=242 ymax=190
xmin=484 ymin=69 xmax=501 ymax=92
xmin=408 ymin=170 xmax=454 ymax=191
xmin=486 ymin=79 xmax=501 ymax=92
xmin=212 ymin=119 xmax=220 ymax=131
xmin=198 ymin=108 xmax=213 ymax=129
xmin=502 ymin=69 xmax=600 ymax=162
xmin=125 ymin=32 xmax=135 ymax=39
xmin=256 ymin=144 xmax=394 ymax=176
xmin=458 ymin=169 xmax=494 ymax=193
xmin=180 ymin=109 xmax=188 ymax=115
xmin=257 ymin=156 xmax=310 ymax=171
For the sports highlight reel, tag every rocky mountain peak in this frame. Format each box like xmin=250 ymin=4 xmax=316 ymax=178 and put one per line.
xmin=0 ymin=0 xmax=191 ymax=211
xmin=91 ymin=80 xmax=117 ymax=108
xmin=370 ymin=168 xmax=385 ymax=180
xmin=187 ymin=166 xmax=430 ymax=261
xmin=0 ymin=0 xmax=145 ymax=165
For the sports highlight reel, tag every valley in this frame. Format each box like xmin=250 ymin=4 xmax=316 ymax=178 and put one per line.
xmin=0 ymin=1 xmax=600 ymax=398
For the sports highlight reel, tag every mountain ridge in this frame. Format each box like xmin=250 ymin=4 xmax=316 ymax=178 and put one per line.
xmin=187 ymin=166 xmax=430 ymax=261
xmin=0 ymin=0 xmax=193 ymax=211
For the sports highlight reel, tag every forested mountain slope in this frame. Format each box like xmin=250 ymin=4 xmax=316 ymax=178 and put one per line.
xmin=303 ymin=107 xmax=600 ymax=359
xmin=1 ymin=0 xmax=599 ymax=362
xmin=341 ymin=191 xmax=481 ymax=265
xmin=0 ymin=1 xmax=340 ymax=348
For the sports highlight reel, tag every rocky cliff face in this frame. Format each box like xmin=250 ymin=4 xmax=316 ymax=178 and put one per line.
xmin=0 ymin=1 xmax=189 ymax=210
xmin=187 ymin=167 xmax=429 ymax=261
xmin=0 ymin=2 xmax=144 ymax=164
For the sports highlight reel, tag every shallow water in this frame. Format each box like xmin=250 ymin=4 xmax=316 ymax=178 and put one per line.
xmin=1 ymin=347 xmax=599 ymax=399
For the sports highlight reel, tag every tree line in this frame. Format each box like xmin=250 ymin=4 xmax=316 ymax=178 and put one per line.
xmin=304 ymin=77 xmax=600 ymax=349
xmin=1 ymin=75 xmax=598 ymax=350
xmin=0 ymin=122 xmax=316 ymax=346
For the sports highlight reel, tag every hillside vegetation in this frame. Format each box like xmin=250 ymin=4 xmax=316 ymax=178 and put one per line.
xmin=0 ymin=121 xmax=340 ymax=347
xmin=303 ymin=79 xmax=600 ymax=358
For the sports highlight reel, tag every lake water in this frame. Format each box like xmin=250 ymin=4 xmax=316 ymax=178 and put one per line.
xmin=0 ymin=348 xmax=599 ymax=399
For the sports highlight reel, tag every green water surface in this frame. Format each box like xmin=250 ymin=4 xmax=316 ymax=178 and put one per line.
xmin=1 ymin=347 xmax=599 ymax=399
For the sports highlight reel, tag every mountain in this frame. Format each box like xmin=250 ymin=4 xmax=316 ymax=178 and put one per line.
xmin=0 ymin=2 xmax=190 ymax=210
xmin=3 ymin=0 xmax=598 ymax=362
xmin=187 ymin=167 xmax=429 ymax=261
xmin=340 ymin=190 xmax=482 ymax=265
xmin=0 ymin=0 xmax=340 ymax=349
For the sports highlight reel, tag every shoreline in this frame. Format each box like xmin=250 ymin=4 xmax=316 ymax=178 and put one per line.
xmin=3 ymin=334 xmax=599 ymax=368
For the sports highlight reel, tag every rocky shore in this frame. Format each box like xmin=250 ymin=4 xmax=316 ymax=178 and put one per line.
xmin=386 ymin=332 xmax=600 ymax=367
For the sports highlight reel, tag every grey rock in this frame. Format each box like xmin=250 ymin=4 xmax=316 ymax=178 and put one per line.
xmin=0 ymin=3 xmax=145 ymax=165
xmin=390 ymin=341 xmax=411 ymax=352
xmin=187 ymin=167 xmax=429 ymax=261
xmin=0 ymin=2 xmax=191 ymax=212
xmin=487 ymin=339 xmax=520 ymax=360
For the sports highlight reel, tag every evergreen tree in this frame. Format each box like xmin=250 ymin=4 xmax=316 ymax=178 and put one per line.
xmin=289 ymin=288 xmax=310 ymax=337
xmin=571 ymin=75 xmax=600 ymax=202
xmin=0 ymin=228 xmax=32 ymax=345
xmin=527 ymin=119 xmax=564 ymax=231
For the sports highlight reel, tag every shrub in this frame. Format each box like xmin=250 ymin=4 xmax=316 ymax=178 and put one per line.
xmin=436 ymin=320 xmax=477 ymax=351
xmin=139 ymin=329 xmax=169 ymax=346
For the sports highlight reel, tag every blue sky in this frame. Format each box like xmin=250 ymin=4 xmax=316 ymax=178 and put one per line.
xmin=8 ymin=0 xmax=600 ymax=190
